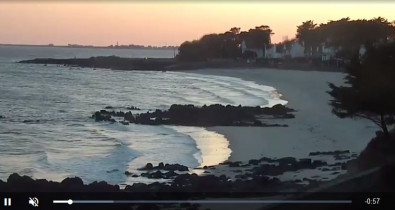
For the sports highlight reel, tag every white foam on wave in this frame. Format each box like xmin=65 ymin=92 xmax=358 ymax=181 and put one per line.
xmin=0 ymin=66 xmax=291 ymax=184
xmin=167 ymin=71 xmax=288 ymax=107
xmin=167 ymin=126 xmax=232 ymax=168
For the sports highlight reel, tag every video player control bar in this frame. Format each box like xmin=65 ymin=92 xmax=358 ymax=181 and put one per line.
xmin=53 ymin=199 xmax=352 ymax=205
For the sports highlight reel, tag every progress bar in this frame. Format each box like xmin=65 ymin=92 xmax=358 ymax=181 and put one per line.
xmin=53 ymin=199 xmax=352 ymax=205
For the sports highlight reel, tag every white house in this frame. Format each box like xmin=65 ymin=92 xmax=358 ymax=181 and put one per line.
xmin=241 ymin=40 xmax=264 ymax=59
xmin=242 ymin=39 xmax=286 ymax=59
xmin=321 ymin=44 xmax=337 ymax=61
xmin=265 ymin=45 xmax=284 ymax=59
xmin=289 ymin=42 xmax=305 ymax=58
xmin=359 ymin=44 xmax=367 ymax=59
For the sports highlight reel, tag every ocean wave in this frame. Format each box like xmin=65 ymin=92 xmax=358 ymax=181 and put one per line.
xmin=0 ymin=62 xmax=288 ymax=184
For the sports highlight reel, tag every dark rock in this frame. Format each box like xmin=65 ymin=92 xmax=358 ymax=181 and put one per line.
xmin=229 ymin=161 xmax=242 ymax=167
xmin=61 ymin=177 xmax=84 ymax=186
xmin=139 ymin=163 xmax=154 ymax=170
xmin=259 ymin=157 xmax=277 ymax=163
xmin=298 ymin=158 xmax=312 ymax=168
xmin=92 ymin=111 xmax=115 ymax=122
xmin=124 ymin=183 xmax=147 ymax=191
xmin=124 ymin=112 xmax=135 ymax=122
xmin=88 ymin=181 xmax=119 ymax=192
xmin=312 ymin=160 xmax=327 ymax=167
xmin=139 ymin=163 xmax=188 ymax=171
xmin=105 ymin=106 xmax=114 ymax=109
xmin=7 ymin=173 xmax=36 ymax=189
xmin=309 ymin=150 xmax=350 ymax=156
xmin=158 ymin=162 xmax=165 ymax=169
xmin=278 ymin=157 xmax=297 ymax=166
xmin=92 ymin=104 xmax=294 ymax=127
xmin=120 ymin=121 xmax=129 ymax=125
xmin=248 ymin=159 xmax=260 ymax=165
xmin=19 ymin=57 xmax=177 ymax=71
xmin=341 ymin=163 xmax=348 ymax=170
xmin=149 ymin=171 xmax=165 ymax=179
xmin=164 ymin=171 xmax=179 ymax=178
xmin=163 ymin=163 xmax=189 ymax=171
xmin=334 ymin=154 xmax=350 ymax=160
xmin=23 ymin=120 xmax=40 ymax=123
xmin=127 ymin=106 xmax=141 ymax=110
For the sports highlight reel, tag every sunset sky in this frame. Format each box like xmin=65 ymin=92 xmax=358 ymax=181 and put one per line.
xmin=0 ymin=1 xmax=394 ymax=46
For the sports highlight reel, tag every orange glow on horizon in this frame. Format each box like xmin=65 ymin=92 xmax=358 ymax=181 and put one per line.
xmin=0 ymin=2 xmax=394 ymax=46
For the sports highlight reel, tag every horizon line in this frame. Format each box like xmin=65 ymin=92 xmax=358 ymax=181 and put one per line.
xmin=0 ymin=43 xmax=179 ymax=48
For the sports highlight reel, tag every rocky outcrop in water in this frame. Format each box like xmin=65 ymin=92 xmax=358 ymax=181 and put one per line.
xmin=127 ymin=106 xmax=141 ymax=110
xmin=92 ymin=104 xmax=295 ymax=127
xmin=309 ymin=150 xmax=350 ymax=156
xmin=138 ymin=162 xmax=189 ymax=171
xmin=19 ymin=56 xmax=176 ymax=71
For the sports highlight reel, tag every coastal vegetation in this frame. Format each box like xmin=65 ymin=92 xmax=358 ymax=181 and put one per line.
xmin=296 ymin=17 xmax=395 ymax=58
xmin=19 ymin=18 xmax=394 ymax=72
xmin=176 ymin=17 xmax=395 ymax=62
xmin=328 ymin=42 xmax=395 ymax=139
xmin=177 ymin=26 xmax=273 ymax=61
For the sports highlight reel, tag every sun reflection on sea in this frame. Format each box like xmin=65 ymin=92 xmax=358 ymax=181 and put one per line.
xmin=169 ymin=126 xmax=232 ymax=169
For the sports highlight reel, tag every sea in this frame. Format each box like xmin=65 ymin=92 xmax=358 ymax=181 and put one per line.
xmin=0 ymin=45 xmax=287 ymax=185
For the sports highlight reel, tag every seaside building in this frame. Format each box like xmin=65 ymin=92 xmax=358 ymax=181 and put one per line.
xmin=287 ymin=42 xmax=305 ymax=58
xmin=241 ymin=38 xmax=345 ymax=61
xmin=321 ymin=44 xmax=337 ymax=61
xmin=359 ymin=45 xmax=367 ymax=60
xmin=264 ymin=44 xmax=284 ymax=59
xmin=241 ymin=39 xmax=287 ymax=60
xmin=241 ymin=39 xmax=265 ymax=59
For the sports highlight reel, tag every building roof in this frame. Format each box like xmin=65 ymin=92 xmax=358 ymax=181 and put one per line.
xmin=243 ymin=38 xmax=264 ymax=49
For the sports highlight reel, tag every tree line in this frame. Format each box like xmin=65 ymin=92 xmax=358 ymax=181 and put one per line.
xmin=177 ymin=26 xmax=273 ymax=61
xmin=328 ymin=41 xmax=395 ymax=139
xmin=176 ymin=17 xmax=395 ymax=62
xmin=296 ymin=17 xmax=395 ymax=58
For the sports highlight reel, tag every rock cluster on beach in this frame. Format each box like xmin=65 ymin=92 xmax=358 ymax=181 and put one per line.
xmin=0 ymin=152 xmax=356 ymax=193
xmin=123 ymin=151 xmax=354 ymax=184
xmin=0 ymin=171 xmax=304 ymax=193
xmin=92 ymin=104 xmax=295 ymax=127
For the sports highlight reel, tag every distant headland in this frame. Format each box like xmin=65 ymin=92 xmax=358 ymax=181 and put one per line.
xmin=0 ymin=43 xmax=178 ymax=50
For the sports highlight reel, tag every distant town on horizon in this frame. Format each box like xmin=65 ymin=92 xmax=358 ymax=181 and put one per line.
xmin=0 ymin=43 xmax=179 ymax=50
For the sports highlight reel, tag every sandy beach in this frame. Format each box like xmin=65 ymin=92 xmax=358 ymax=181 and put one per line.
xmin=188 ymin=68 xmax=378 ymax=162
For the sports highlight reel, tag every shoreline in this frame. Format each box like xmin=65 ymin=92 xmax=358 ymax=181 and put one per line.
xmin=188 ymin=68 xmax=377 ymax=162
xmin=3 ymin=59 xmax=383 ymax=192
xmin=18 ymin=56 xmax=344 ymax=72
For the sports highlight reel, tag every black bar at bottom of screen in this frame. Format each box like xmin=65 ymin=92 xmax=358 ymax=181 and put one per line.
xmin=0 ymin=192 xmax=392 ymax=210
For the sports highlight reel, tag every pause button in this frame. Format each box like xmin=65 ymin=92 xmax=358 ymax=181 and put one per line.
xmin=4 ymin=198 xmax=11 ymax=206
